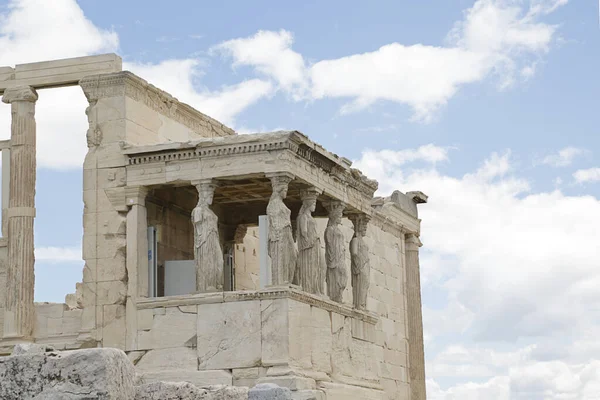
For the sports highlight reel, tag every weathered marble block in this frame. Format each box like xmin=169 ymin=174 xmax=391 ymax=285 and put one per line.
xmin=197 ymin=300 xmax=262 ymax=370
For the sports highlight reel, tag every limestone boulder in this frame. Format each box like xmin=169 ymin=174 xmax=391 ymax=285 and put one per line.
xmin=0 ymin=347 xmax=135 ymax=399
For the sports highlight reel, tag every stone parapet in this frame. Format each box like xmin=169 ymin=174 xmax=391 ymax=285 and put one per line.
xmin=135 ymin=286 xmax=378 ymax=325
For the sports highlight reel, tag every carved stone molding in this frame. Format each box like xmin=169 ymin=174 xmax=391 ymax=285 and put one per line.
xmin=125 ymin=131 xmax=378 ymax=198
xmin=135 ymin=287 xmax=379 ymax=325
xmin=80 ymin=72 xmax=235 ymax=138
xmin=2 ymin=86 xmax=38 ymax=104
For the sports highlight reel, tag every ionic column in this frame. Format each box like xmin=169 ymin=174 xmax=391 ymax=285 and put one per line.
xmin=349 ymin=214 xmax=370 ymax=310
xmin=2 ymin=86 xmax=38 ymax=339
xmin=405 ymin=233 xmax=427 ymax=400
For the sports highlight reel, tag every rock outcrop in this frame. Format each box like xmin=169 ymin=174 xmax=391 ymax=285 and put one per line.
xmin=0 ymin=346 xmax=287 ymax=400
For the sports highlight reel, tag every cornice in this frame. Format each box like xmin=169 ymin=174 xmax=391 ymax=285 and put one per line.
xmin=79 ymin=71 xmax=235 ymax=138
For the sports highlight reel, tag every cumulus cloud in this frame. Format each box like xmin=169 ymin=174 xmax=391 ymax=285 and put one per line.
xmin=214 ymin=0 xmax=567 ymax=121
xmin=573 ymin=167 xmax=600 ymax=184
xmin=211 ymin=30 xmax=307 ymax=99
xmin=0 ymin=0 xmax=274 ymax=170
xmin=354 ymin=142 xmax=600 ymax=398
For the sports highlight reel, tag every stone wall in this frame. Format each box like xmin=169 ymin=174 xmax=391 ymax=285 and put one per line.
xmin=128 ymin=289 xmax=384 ymax=399
xmin=234 ymin=227 xmax=260 ymax=291
xmin=231 ymin=217 xmax=410 ymax=399
xmin=146 ymin=186 xmax=196 ymax=296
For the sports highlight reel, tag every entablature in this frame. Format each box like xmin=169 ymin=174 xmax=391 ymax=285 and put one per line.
xmin=123 ymin=131 xmax=379 ymax=216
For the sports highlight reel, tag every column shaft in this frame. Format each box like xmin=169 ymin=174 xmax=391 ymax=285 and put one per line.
xmin=2 ymin=86 xmax=38 ymax=339
xmin=405 ymin=234 xmax=427 ymax=400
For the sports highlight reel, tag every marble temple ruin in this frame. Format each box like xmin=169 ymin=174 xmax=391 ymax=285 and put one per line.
xmin=0 ymin=54 xmax=428 ymax=400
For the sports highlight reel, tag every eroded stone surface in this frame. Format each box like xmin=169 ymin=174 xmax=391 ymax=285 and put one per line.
xmin=135 ymin=381 xmax=204 ymax=400
xmin=0 ymin=347 xmax=135 ymax=399
xmin=197 ymin=301 xmax=261 ymax=370
xmin=249 ymin=383 xmax=292 ymax=400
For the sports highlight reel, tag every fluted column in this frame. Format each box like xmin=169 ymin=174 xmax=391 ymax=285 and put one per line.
xmin=2 ymin=86 xmax=38 ymax=339
xmin=405 ymin=233 xmax=426 ymax=400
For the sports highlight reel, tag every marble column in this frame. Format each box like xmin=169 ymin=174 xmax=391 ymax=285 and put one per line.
xmin=349 ymin=214 xmax=370 ymax=310
xmin=125 ymin=186 xmax=148 ymax=351
xmin=2 ymin=86 xmax=38 ymax=339
xmin=405 ymin=233 xmax=427 ymax=400
xmin=266 ymin=173 xmax=297 ymax=286
xmin=125 ymin=186 xmax=150 ymax=298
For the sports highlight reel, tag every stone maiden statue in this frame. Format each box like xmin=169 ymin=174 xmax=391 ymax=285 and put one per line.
xmin=294 ymin=189 xmax=323 ymax=295
xmin=192 ymin=180 xmax=223 ymax=292
xmin=325 ymin=201 xmax=347 ymax=303
xmin=267 ymin=175 xmax=298 ymax=285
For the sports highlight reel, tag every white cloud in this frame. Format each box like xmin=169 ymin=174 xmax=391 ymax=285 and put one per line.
xmin=354 ymin=143 xmax=600 ymax=398
xmin=0 ymin=0 xmax=119 ymax=169
xmin=356 ymin=144 xmax=450 ymax=193
xmin=214 ymin=0 xmax=567 ymax=121
xmin=573 ymin=167 xmax=600 ymax=184
xmin=126 ymin=59 xmax=274 ymax=127
xmin=35 ymin=246 xmax=82 ymax=263
xmin=540 ymin=146 xmax=587 ymax=167
xmin=428 ymin=376 xmax=510 ymax=400
xmin=0 ymin=0 xmax=118 ymax=65
xmin=211 ymin=30 xmax=307 ymax=99
xmin=0 ymin=0 xmax=274 ymax=170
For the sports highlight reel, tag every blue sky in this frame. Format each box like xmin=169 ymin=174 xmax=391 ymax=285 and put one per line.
xmin=1 ymin=0 xmax=600 ymax=398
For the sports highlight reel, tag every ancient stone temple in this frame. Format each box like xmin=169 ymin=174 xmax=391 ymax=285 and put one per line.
xmin=0 ymin=54 xmax=428 ymax=400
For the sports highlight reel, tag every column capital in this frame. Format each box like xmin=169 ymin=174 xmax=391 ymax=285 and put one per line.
xmin=323 ymin=199 xmax=346 ymax=213
xmin=125 ymin=186 xmax=149 ymax=207
xmin=348 ymin=213 xmax=370 ymax=235
xmin=192 ymin=178 xmax=218 ymax=190
xmin=300 ymin=186 xmax=322 ymax=201
xmin=266 ymin=172 xmax=295 ymax=184
xmin=2 ymin=86 xmax=38 ymax=104
xmin=405 ymin=233 xmax=422 ymax=250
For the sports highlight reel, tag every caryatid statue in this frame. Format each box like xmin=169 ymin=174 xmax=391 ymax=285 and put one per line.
xmin=267 ymin=174 xmax=298 ymax=285
xmin=295 ymin=188 xmax=322 ymax=295
xmin=192 ymin=180 xmax=223 ymax=292
xmin=350 ymin=214 xmax=370 ymax=310
xmin=325 ymin=201 xmax=347 ymax=303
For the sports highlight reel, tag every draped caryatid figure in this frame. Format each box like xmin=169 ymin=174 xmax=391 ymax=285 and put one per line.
xmin=350 ymin=214 xmax=370 ymax=310
xmin=325 ymin=201 xmax=347 ymax=303
xmin=267 ymin=174 xmax=298 ymax=285
xmin=294 ymin=188 xmax=322 ymax=295
xmin=192 ymin=180 xmax=223 ymax=292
